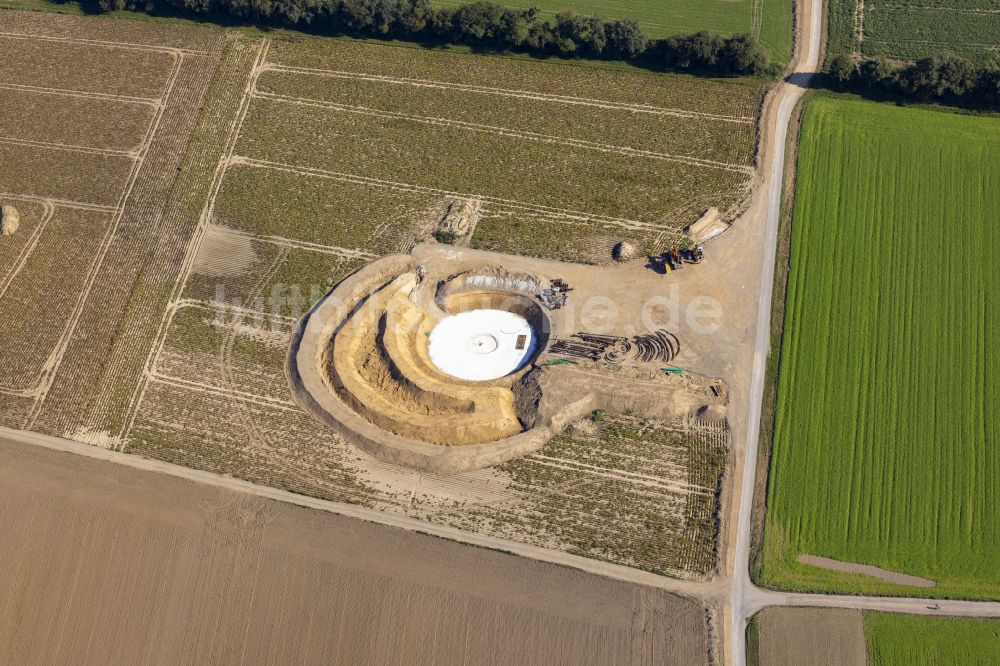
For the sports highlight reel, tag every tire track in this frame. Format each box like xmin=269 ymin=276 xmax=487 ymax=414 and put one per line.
xmin=262 ymin=64 xmax=756 ymax=124
xmin=253 ymin=91 xmax=754 ymax=174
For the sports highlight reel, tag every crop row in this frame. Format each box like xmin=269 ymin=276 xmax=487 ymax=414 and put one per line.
xmin=470 ymin=207 xmax=686 ymax=264
xmin=0 ymin=198 xmax=46 ymax=276
xmin=128 ymin=381 xmax=377 ymax=503
xmin=2 ymin=8 xmax=225 ymax=53
xmin=862 ymin=5 xmax=1000 ymax=64
xmin=0 ymin=142 xmax=132 ymax=206
xmin=214 ymin=164 xmax=439 ymax=254
xmin=235 ymin=97 xmax=750 ymax=227
xmin=30 ymin=47 xmax=226 ymax=437
xmin=265 ymin=38 xmax=767 ymax=119
xmin=156 ymin=304 xmax=293 ymax=404
xmin=0 ymin=207 xmax=111 ymax=391
xmin=0 ymin=89 xmax=154 ymax=153
xmin=61 ymin=40 xmax=260 ymax=441
xmin=0 ymin=35 xmax=175 ymax=99
xmin=256 ymin=71 xmax=758 ymax=167
xmin=763 ymin=96 xmax=1000 ymax=599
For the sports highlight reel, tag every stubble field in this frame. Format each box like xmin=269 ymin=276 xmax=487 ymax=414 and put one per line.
xmin=217 ymin=37 xmax=765 ymax=265
xmin=762 ymin=95 xmax=1000 ymax=598
xmin=0 ymin=9 xmax=747 ymax=585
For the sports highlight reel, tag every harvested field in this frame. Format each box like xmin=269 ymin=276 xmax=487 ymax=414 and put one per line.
xmin=0 ymin=8 xmax=735 ymax=584
xmin=267 ymin=39 xmax=765 ymax=114
xmin=1 ymin=8 xmax=223 ymax=51
xmin=0 ymin=434 xmax=710 ymax=665
xmin=762 ymin=95 xmax=1000 ymax=599
xmin=214 ymin=164 xmax=439 ymax=254
xmin=155 ymin=302 xmax=294 ymax=405
xmin=221 ymin=38 xmax=764 ymax=263
xmin=753 ymin=607 xmax=866 ymax=666
xmin=131 ymin=332 xmax=732 ymax=578
xmin=0 ymin=88 xmax=154 ymax=152
xmin=255 ymin=70 xmax=758 ymax=165
xmin=0 ymin=142 xmax=133 ymax=206
xmin=0 ymin=34 xmax=175 ymax=98
xmin=182 ymin=227 xmax=367 ymax=316
xmin=0 ymin=198 xmax=47 ymax=280
xmin=865 ymin=613 xmax=1000 ymax=665
xmin=236 ymin=97 xmax=747 ymax=225
xmin=0 ymin=207 xmax=112 ymax=393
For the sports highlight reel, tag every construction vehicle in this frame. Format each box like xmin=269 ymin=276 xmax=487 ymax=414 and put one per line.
xmin=659 ymin=244 xmax=703 ymax=272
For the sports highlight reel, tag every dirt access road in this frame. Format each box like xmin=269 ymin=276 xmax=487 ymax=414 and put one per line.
xmin=0 ymin=430 xmax=709 ymax=665
xmin=726 ymin=0 xmax=1000 ymax=661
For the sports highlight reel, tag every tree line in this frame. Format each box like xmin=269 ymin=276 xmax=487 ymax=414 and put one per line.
xmin=95 ymin=0 xmax=774 ymax=76
xmin=828 ymin=54 xmax=1000 ymax=109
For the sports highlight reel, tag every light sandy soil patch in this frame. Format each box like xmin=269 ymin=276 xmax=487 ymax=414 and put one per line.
xmin=798 ymin=554 xmax=936 ymax=588
xmin=0 ymin=435 xmax=710 ymax=665
xmin=756 ymin=607 xmax=867 ymax=666
xmin=191 ymin=223 xmax=258 ymax=277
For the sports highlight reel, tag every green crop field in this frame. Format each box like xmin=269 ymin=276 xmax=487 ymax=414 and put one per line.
xmin=865 ymin=614 xmax=1000 ymax=665
xmin=431 ymin=0 xmax=793 ymax=62
xmin=826 ymin=0 xmax=1000 ymax=65
xmin=761 ymin=95 xmax=1000 ymax=599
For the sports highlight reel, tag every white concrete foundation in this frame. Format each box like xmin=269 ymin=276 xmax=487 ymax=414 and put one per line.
xmin=428 ymin=309 xmax=536 ymax=381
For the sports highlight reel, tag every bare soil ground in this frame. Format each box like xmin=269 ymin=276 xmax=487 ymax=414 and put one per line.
xmin=756 ymin=607 xmax=867 ymax=666
xmin=0 ymin=434 xmax=709 ymax=665
xmin=798 ymin=555 xmax=936 ymax=588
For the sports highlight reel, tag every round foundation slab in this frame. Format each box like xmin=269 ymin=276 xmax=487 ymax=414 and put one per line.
xmin=428 ymin=309 xmax=536 ymax=381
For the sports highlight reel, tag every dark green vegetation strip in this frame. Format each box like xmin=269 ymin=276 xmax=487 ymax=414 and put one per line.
xmin=762 ymin=95 xmax=1000 ymax=599
xmin=29 ymin=0 xmax=777 ymax=75
xmin=865 ymin=614 xmax=1000 ymax=665
xmin=431 ymin=0 xmax=793 ymax=62
xmin=826 ymin=0 xmax=1000 ymax=66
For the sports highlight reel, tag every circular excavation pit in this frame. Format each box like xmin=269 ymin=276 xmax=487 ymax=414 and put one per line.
xmin=428 ymin=309 xmax=536 ymax=381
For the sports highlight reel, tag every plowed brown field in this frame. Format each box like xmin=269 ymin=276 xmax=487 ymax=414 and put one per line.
xmin=0 ymin=435 xmax=709 ymax=665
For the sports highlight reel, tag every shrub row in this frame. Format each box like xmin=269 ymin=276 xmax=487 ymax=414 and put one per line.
xmin=95 ymin=0 xmax=773 ymax=76
xmin=828 ymin=54 xmax=1000 ymax=109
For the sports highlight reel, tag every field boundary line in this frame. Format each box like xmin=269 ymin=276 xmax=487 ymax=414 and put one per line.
xmin=120 ymin=38 xmax=271 ymax=448
xmin=216 ymin=245 xmax=291 ymax=451
xmin=0 ymin=199 xmax=53 ymax=300
xmin=528 ymin=453 xmax=714 ymax=496
xmin=0 ymin=425 xmax=723 ymax=602
xmin=0 ymin=83 xmax=161 ymax=107
xmin=856 ymin=0 xmax=866 ymax=47
xmin=0 ymin=31 xmax=214 ymax=56
xmin=254 ymin=91 xmax=753 ymax=174
xmin=206 ymin=224 xmax=378 ymax=260
xmin=229 ymin=157 xmax=669 ymax=232
xmin=0 ymin=136 xmax=136 ymax=159
xmin=172 ymin=298 xmax=299 ymax=325
xmin=261 ymin=64 xmax=756 ymax=124
xmin=22 ymin=48 xmax=183 ymax=431
xmin=0 ymin=192 xmax=116 ymax=213
xmin=146 ymin=375 xmax=299 ymax=411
